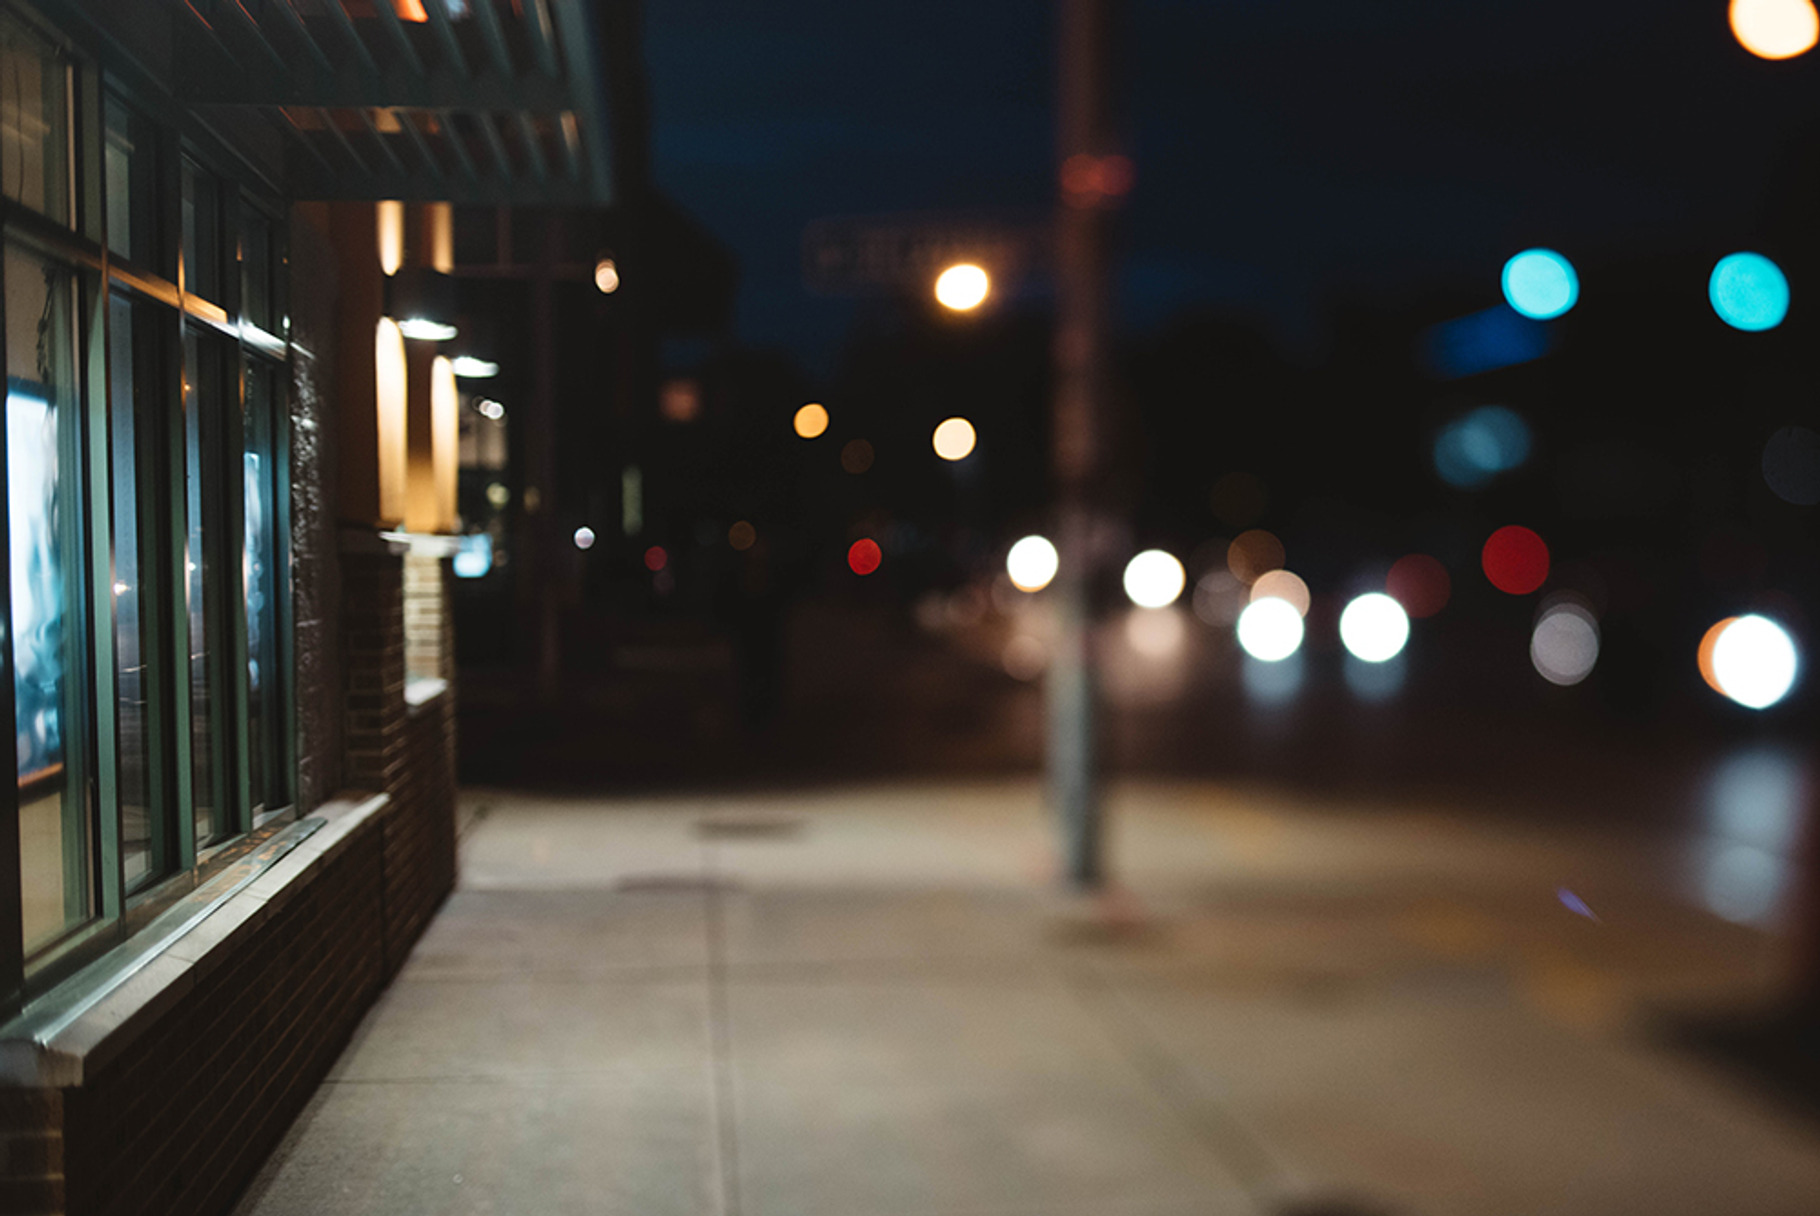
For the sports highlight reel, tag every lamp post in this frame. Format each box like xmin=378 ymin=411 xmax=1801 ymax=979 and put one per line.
xmin=1049 ymin=0 xmax=1125 ymax=889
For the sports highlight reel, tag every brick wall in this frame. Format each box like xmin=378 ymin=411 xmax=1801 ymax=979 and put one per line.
xmin=0 ymin=545 xmax=462 ymax=1216
xmin=59 ymin=823 xmax=386 ymax=1216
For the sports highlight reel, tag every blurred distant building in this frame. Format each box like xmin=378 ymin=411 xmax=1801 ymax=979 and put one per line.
xmin=446 ymin=0 xmax=736 ymax=707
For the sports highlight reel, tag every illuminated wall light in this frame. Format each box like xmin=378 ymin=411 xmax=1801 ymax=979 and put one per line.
xmin=377 ymin=199 xmax=404 ymax=276
xmin=848 ymin=538 xmax=882 ymax=576
xmin=1123 ymin=549 xmax=1186 ymax=608
xmin=1501 ymin=248 xmax=1579 ymax=320
xmin=934 ymin=263 xmax=990 ymax=311
xmin=396 ymin=317 xmax=458 ymax=341
xmin=1481 ymin=525 xmax=1549 ymax=594
xmin=794 ymin=403 xmax=829 ymax=439
xmin=1731 ymin=0 xmax=1819 ymax=58
xmin=1339 ymin=593 xmax=1410 ymax=663
xmin=1710 ymin=252 xmax=1789 ymax=331
xmin=595 ymin=256 xmax=620 ymax=294
xmin=573 ymin=526 xmax=596 ymax=551
xmin=1249 ymin=569 xmax=1310 ymax=617
xmin=451 ymin=356 xmax=499 ymax=379
xmin=374 ymin=317 xmax=408 ymax=524
xmin=1006 ymin=535 xmax=1059 ymax=592
xmin=1531 ymin=602 xmax=1600 ymax=686
xmin=430 ymin=355 xmax=458 ymax=533
xmin=1708 ymin=614 xmax=1799 ymax=709
xmin=1236 ymin=597 xmax=1304 ymax=662
xmin=932 ymin=417 xmax=977 ymax=461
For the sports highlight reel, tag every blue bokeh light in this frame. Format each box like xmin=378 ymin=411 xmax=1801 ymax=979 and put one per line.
xmin=1423 ymin=305 xmax=1555 ymax=379
xmin=1501 ymin=248 xmax=1579 ymax=320
xmin=1710 ymin=253 xmax=1789 ymax=331
xmin=1433 ymin=405 xmax=1533 ymax=489
xmin=453 ymin=533 xmax=494 ymax=579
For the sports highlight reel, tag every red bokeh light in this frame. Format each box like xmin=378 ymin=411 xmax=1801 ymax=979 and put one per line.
xmin=848 ymin=538 xmax=882 ymax=576
xmin=1386 ymin=553 xmax=1451 ymax=618
xmin=644 ymin=546 xmax=668 ymax=572
xmin=1481 ymin=526 xmax=1549 ymax=595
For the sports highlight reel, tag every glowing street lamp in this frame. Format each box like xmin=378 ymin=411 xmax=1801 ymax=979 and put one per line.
xmin=935 ymin=263 xmax=990 ymax=311
xmin=1731 ymin=0 xmax=1819 ymax=59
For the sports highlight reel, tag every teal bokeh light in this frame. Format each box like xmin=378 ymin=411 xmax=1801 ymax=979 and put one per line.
xmin=1501 ymin=248 xmax=1579 ymax=320
xmin=1710 ymin=253 xmax=1789 ymax=332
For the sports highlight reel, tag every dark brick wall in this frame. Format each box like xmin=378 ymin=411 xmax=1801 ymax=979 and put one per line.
xmin=60 ymin=827 xmax=385 ymax=1216
xmin=0 ymin=547 xmax=462 ymax=1216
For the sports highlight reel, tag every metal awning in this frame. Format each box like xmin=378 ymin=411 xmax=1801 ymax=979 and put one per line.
xmin=167 ymin=0 xmax=612 ymax=205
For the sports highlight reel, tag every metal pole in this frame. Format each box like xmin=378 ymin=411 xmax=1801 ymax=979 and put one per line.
xmin=1049 ymin=0 xmax=1120 ymax=888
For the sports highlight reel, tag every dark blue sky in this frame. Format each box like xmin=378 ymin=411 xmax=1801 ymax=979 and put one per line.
xmin=644 ymin=0 xmax=1815 ymax=375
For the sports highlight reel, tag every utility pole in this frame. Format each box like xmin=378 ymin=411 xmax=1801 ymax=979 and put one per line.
xmin=1049 ymin=0 xmax=1124 ymax=888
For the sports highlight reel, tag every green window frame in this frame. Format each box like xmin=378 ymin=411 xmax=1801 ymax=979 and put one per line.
xmin=0 ymin=35 xmax=297 ymax=1013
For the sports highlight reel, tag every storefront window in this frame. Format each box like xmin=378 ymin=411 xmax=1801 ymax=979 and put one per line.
xmin=8 ymin=243 xmax=91 ymax=951
xmin=111 ymin=294 xmax=166 ymax=892
xmin=243 ymin=359 xmax=281 ymax=815
xmin=182 ymin=329 xmax=224 ymax=849
xmin=181 ymin=161 xmax=220 ymax=303
xmin=0 ymin=23 xmax=69 ymax=226
xmin=104 ymin=95 xmax=158 ymax=269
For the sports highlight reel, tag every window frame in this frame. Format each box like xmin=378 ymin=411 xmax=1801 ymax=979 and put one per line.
xmin=0 ymin=39 xmax=298 ymax=1013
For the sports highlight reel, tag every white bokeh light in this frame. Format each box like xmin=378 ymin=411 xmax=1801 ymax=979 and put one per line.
xmin=934 ymin=263 xmax=990 ymax=311
xmin=1006 ymin=535 xmax=1059 ymax=592
xmin=1712 ymin=614 xmax=1800 ymax=709
xmin=1531 ymin=604 xmax=1599 ymax=686
xmin=1123 ymin=549 xmax=1186 ymax=608
xmin=573 ymin=526 xmax=596 ymax=551
xmin=1236 ymin=596 xmax=1305 ymax=662
xmin=1338 ymin=592 xmax=1409 ymax=663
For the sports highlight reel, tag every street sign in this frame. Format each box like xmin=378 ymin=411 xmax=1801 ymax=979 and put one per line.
xmin=802 ymin=213 xmax=1049 ymax=295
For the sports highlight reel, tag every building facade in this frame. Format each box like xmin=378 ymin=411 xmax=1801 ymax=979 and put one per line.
xmin=0 ymin=3 xmax=615 ymax=1213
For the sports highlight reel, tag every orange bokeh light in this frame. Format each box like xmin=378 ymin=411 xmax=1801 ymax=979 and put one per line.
xmin=1698 ymin=617 xmax=1738 ymax=694
xmin=1731 ymin=0 xmax=1819 ymax=59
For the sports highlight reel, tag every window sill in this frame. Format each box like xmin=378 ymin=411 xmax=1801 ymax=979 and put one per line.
xmin=0 ymin=791 xmax=389 ymax=1088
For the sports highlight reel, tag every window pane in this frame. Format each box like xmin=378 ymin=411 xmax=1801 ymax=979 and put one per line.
xmin=104 ymin=96 xmax=157 ymax=268
xmin=111 ymin=294 xmax=161 ymax=891
xmin=0 ymin=23 xmax=68 ymax=225
xmin=242 ymin=209 xmax=273 ymax=333
xmin=180 ymin=163 xmax=219 ymax=304
xmin=182 ymin=330 xmax=219 ymax=847
xmin=243 ymin=361 xmax=278 ymax=813
xmin=8 ymin=245 xmax=91 ymax=950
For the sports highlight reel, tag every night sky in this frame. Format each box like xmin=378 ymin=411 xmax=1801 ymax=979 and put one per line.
xmin=643 ymin=0 xmax=1818 ymax=375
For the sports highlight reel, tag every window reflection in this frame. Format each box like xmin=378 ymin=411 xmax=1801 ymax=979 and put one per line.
xmin=0 ymin=22 xmax=69 ymax=225
xmin=8 ymin=244 xmax=90 ymax=949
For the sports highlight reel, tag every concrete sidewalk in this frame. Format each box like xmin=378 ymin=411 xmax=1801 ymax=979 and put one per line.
xmin=233 ymin=780 xmax=1820 ymax=1216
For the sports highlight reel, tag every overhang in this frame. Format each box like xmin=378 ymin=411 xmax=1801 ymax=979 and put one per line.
xmin=152 ymin=0 xmax=613 ymax=206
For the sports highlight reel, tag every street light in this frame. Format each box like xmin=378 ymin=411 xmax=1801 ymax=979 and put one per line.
xmin=1731 ymin=0 xmax=1819 ymax=59
xmin=935 ymin=263 xmax=990 ymax=311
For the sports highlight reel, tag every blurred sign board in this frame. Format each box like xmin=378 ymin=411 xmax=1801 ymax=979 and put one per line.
xmin=803 ymin=213 xmax=1049 ymax=295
